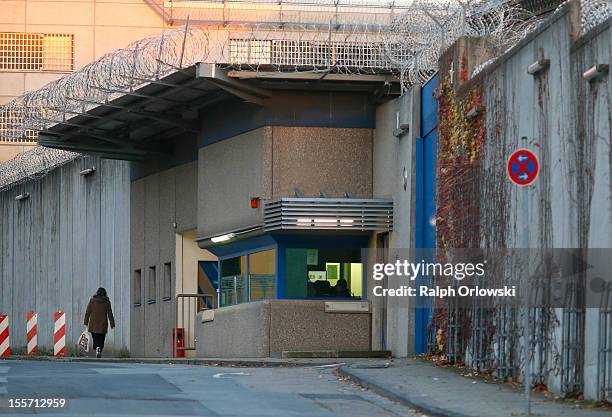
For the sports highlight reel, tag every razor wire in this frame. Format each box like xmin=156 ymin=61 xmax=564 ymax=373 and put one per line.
xmin=1 ymin=0 xmax=609 ymax=190
xmin=0 ymin=0 xmax=538 ymax=144
xmin=384 ymin=0 xmax=540 ymax=87
xmin=3 ymin=26 xmax=210 ymax=140
xmin=0 ymin=146 xmax=80 ymax=192
xmin=580 ymin=0 xmax=612 ymax=31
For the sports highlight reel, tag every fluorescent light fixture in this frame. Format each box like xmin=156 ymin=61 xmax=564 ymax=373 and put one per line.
xmin=79 ymin=167 xmax=96 ymax=176
xmin=210 ymin=233 xmax=236 ymax=243
xmin=583 ymin=64 xmax=609 ymax=81
xmin=297 ymin=218 xmax=355 ymax=227
xmin=340 ymin=219 xmax=354 ymax=227
xmin=15 ymin=193 xmax=30 ymax=201
xmin=527 ymin=59 xmax=550 ymax=75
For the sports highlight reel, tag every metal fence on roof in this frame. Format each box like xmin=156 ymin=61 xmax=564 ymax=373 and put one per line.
xmin=0 ymin=0 xmax=610 ymax=191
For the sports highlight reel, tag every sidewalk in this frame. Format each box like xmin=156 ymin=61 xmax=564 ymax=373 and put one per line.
xmin=339 ymin=358 xmax=612 ymax=417
xmin=0 ymin=355 xmax=357 ymax=368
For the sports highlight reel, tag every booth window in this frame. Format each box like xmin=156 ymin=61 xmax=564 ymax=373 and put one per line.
xmin=148 ymin=266 xmax=156 ymax=304
xmin=133 ymin=269 xmax=142 ymax=307
xmin=220 ymin=256 xmax=246 ymax=307
xmin=249 ymin=249 xmax=276 ymax=302
xmin=285 ymin=248 xmax=363 ymax=298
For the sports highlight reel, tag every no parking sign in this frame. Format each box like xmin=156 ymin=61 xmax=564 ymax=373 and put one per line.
xmin=508 ymin=149 xmax=539 ymax=186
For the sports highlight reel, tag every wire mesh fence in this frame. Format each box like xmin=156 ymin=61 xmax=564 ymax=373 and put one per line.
xmin=0 ymin=0 xmax=610 ymax=194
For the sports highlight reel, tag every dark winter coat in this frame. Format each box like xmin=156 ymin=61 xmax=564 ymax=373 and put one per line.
xmin=84 ymin=295 xmax=115 ymax=334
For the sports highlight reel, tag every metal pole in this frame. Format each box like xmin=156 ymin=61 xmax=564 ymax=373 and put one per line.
xmin=524 ymin=308 xmax=532 ymax=416
xmin=179 ymin=17 xmax=190 ymax=69
xmin=233 ymin=276 xmax=237 ymax=305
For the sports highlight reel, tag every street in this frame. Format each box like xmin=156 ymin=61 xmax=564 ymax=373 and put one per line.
xmin=0 ymin=361 xmax=424 ymax=417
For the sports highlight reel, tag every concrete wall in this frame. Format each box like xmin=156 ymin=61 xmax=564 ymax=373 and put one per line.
xmin=130 ymin=161 xmax=197 ymax=357
xmin=271 ymin=126 xmax=373 ymax=198
xmin=478 ymin=6 xmax=609 ymax=399
xmin=196 ymin=300 xmax=371 ymax=358
xmin=198 ymin=127 xmax=272 ymax=238
xmin=440 ymin=1 xmax=610 ymax=400
xmin=0 ymin=0 xmax=168 ymax=160
xmin=368 ymin=89 xmax=420 ymax=356
xmin=0 ymin=156 xmax=130 ymax=355
xmin=198 ymin=126 xmax=373 ymax=238
xmin=571 ymin=18 xmax=611 ymax=401
xmin=197 ymin=302 xmax=270 ymax=358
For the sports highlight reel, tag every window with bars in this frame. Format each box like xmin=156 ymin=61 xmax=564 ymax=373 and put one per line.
xmin=0 ymin=32 xmax=74 ymax=72
xmin=228 ymin=38 xmax=405 ymax=69
xmin=0 ymin=107 xmax=37 ymax=143
xmin=229 ymin=39 xmax=272 ymax=65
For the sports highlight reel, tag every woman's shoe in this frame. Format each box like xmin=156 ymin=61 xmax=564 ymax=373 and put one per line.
xmin=96 ymin=347 xmax=101 ymax=358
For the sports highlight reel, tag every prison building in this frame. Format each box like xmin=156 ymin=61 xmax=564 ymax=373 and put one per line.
xmin=0 ymin=0 xmax=610 ymax=403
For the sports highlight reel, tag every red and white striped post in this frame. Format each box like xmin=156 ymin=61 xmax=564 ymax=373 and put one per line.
xmin=53 ymin=311 xmax=66 ymax=357
xmin=26 ymin=311 xmax=38 ymax=355
xmin=0 ymin=314 xmax=10 ymax=357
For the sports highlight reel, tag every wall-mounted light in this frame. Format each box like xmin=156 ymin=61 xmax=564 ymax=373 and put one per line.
xmin=15 ymin=193 xmax=29 ymax=201
xmin=79 ymin=167 xmax=96 ymax=176
xmin=210 ymin=233 xmax=236 ymax=243
xmin=250 ymin=197 xmax=260 ymax=209
xmin=466 ymin=105 xmax=483 ymax=119
xmin=393 ymin=123 xmax=410 ymax=138
xmin=583 ymin=64 xmax=609 ymax=81
xmin=393 ymin=110 xmax=409 ymax=138
xmin=527 ymin=59 xmax=550 ymax=75
xmin=296 ymin=218 xmax=355 ymax=227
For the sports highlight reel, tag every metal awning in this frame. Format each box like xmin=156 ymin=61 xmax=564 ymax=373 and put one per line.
xmin=37 ymin=64 xmax=259 ymax=161
xmin=36 ymin=63 xmax=399 ymax=161
xmin=264 ymin=198 xmax=394 ymax=232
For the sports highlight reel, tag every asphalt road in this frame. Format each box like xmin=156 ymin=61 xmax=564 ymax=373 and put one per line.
xmin=0 ymin=361 xmax=426 ymax=417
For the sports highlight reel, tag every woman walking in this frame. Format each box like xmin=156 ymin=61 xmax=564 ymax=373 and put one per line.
xmin=84 ymin=287 xmax=115 ymax=358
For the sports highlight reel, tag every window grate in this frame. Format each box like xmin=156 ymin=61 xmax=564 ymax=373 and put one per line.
xmin=229 ymin=38 xmax=407 ymax=69
xmin=0 ymin=106 xmax=37 ymax=143
xmin=0 ymin=32 xmax=74 ymax=72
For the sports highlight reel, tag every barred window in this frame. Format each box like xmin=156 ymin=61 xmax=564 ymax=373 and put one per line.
xmin=229 ymin=39 xmax=271 ymax=65
xmin=0 ymin=32 xmax=74 ymax=72
xmin=228 ymin=38 xmax=405 ymax=69
xmin=0 ymin=107 xmax=37 ymax=143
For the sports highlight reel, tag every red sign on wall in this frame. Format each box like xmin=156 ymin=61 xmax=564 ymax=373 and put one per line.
xmin=508 ymin=149 xmax=539 ymax=186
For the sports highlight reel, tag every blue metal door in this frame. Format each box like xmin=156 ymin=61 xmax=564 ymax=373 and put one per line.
xmin=414 ymin=73 xmax=438 ymax=354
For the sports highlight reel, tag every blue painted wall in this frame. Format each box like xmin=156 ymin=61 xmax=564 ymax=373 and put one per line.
xmin=415 ymin=74 xmax=438 ymax=354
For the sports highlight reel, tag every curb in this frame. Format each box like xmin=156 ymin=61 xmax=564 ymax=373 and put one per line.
xmin=279 ymin=350 xmax=392 ymax=359
xmin=0 ymin=356 xmax=345 ymax=368
xmin=338 ymin=365 xmax=472 ymax=417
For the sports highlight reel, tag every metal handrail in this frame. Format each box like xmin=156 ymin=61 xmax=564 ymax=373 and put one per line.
xmin=174 ymin=293 xmax=215 ymax=356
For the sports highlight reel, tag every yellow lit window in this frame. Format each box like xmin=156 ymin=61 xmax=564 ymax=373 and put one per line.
xmin=0 ymin=32 xmax=73 ymax=72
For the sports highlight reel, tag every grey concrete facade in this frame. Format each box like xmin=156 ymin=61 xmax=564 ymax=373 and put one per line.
xmin=436 ymin=1 xmax=611 ymax=400
xmin=198 ymin=126 xmax=374 ymax=239
xmin=130 ymin=161 xmax=198 ymax=358
xmin=196 ymin=300 xmax=371 ymax=358
xmin=0 ymin=156 xmax=130 ymax=355
xmin=368 ymin=89 xmax=420 ymax=356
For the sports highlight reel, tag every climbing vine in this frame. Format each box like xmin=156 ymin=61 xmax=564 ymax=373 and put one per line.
xmin=429 ymin=78 xmax=488 ymax=364
xmin=436 ymin=79 xmax=486 ymax=247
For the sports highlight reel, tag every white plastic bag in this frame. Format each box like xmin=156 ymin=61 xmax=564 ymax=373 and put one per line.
xmin=78 ymin=329 xmax=92 ymax=353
